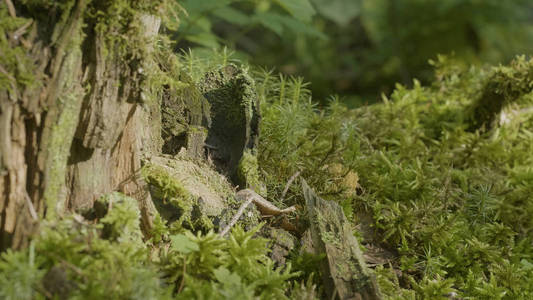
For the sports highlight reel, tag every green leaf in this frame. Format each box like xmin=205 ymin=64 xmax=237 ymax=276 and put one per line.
xmin=311 ymin=0 xmax=361 ymax=26
xmin=254 ymin=12 xmax=327 ymax=39
xmin=181 ymin=0 xmax=234 ymax=15
xmin=279 ymin=15 xmax=328 ymax=40
xmin=274 ymin=0 xmax=316 ymax=22
xmin=521 ymin=259 xmax=533 ymax=271
xmin=212 ymin=6 xmax=251 ymax=26
xmin=185 ymin=32 xmax=220 ymax=48
xmin=254 ymin=12 xmax=285 ymax=36
xmin=171 ymin=234 xmax=199 ymax=254
xmin=214 ymin=267 xmax=241 ymax=286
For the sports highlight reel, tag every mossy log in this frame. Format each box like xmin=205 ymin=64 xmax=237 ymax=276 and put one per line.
xmin=468 ymin=57 xmax=533 ymax=131
xmin=302 ymin=179 xmax=382 ymax=300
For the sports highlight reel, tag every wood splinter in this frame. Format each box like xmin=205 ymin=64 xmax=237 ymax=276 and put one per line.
xmin=219 ymin=189 xmax=296 ymax=237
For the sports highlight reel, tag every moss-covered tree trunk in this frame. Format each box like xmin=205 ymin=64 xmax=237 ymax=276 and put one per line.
xmin=0 ymin=0 xmax=160 ymax=250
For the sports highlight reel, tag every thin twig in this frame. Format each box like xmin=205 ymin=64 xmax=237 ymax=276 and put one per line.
xmin=60 ymin=260 xmax=87 ymax=280
xmin=219 ymin=197 xmax=254 ymax=237
xmin=4 ymin=0 xmax=16 ymax=18
xmin=281 ymin=171 xmax=300 ymax=201
xmin=0 ymin=63 xmax=15 ymax=81
xmin=108 ymin=195 xmax=113 ymax=211
xmin=177 ymin=258 xmax=186 ymax=293
xmin=24 ymin=193 xmax=38 ymax=221
xmin=13 ymin=20 xmax=33 ymax=40
xmin=237 ymin=189 xmax=296 ymax=216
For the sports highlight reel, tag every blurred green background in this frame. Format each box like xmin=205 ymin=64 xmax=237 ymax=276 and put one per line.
xmin=172 ymin=0 xmax=533 ymax=106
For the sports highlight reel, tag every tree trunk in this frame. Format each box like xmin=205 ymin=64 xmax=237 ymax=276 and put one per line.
xmin=0 ymin=0 xmax=160 ymax=250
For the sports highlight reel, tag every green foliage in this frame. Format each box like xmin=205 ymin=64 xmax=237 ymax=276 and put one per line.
xmin=0 ymin=191 xmax=300 ymax=298
xmin=375 ymin=265 xmax=415 ymax=300
xmin=257 ymin=55 xmax=533 ymax=298
xmin=173 ymin=0 xmax=533 ymax=103
xmin=0 ymin=194 xmax=171 ymax=299
xmin=237 ymin=150 xmax=265 ymax=194
xmin=287 ymin=251 xmax=325 ymax=287
xmin=256 ymin=68 xmax=361 ymax=205
xmin=5 ymin=1 xmax=533 ymax=296
xmin=311 ymin=0 xmax=361 ymax=26
xmin=0 ymin=6 xmax=38 ymax=93
xmin=98 ymin=192 xmax=144 ymax=243
xmin=162 ymin=226 xmax=299 ymax=299
xmin=0 ymin=244 xmax=44 ymax=300
xmin=173 ymin=0 xmax=325 ymax=49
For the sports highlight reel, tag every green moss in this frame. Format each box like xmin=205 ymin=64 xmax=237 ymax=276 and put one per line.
xmin=142 ymin=164 xmax=191 ymax=200
xmin=41 ymin=2 xmax=87 ymax=218
xmin=141 ymin=163 xmax=214 ymax=232
xmin=236 ymin=150 xmax=265 ymax=194
xmin=96 ymin=192 xmax=144 ymax=244
xmin=469 ymin=56 xmax=533 ymax=130
xmin=161 ymin=78 xmax=211 ymax=155
xmin=90 ymin=0 xmax=160 ymax=57
xmin=43 ymin=83 xmax=84 ymax=217
xmin=0 ymin=8 xmax=39 ymax=92
xmin=201 ymin=64 xmax=255 ymax=131
xmin=141 ymin=163 xmax=193 ymax=206
xmin=200 ymin=64 xmax=260 ymax=178
xmin=2 ymin=197 xmax=170 ymax=299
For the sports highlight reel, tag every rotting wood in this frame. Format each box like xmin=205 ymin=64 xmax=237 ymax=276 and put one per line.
xmin=0 ymin=0 xmax=89 ymax=250
xmin=0 ymin=2 xmax=162 ymax=249
xmin=302 ymin=179 xmax=382 ymax=300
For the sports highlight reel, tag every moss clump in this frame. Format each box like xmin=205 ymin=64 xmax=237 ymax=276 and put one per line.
xmin=236 ymin=150 xmax=266 ymax=195
xmin=0 ymin=7 xmax=38 ymax=92
xmin=141 ymin=164 xmax=192 ymax=202
xmin=469 ymin=55 xmax=533 ymax=130
xmin=95 ymin=192 xmax=144 ymax=243
xmin=141 ymin=164 xmax=196 ymax=228
xmin=201 ymin=64 xmax=256 ymax=132
xmin=141 ymin=163 xmax=214 ymax=232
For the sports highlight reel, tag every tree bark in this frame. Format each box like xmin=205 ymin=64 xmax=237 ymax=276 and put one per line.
xmin=0 ymin=0 xmax=160 ymax=250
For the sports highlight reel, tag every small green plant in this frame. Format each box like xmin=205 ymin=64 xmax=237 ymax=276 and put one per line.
xmin=0 ymin=244 xmax=44 ymax=300
xmin=162 ymin=225 xmax=299 ymax=299
xmin=0 ymin=191 xmax=301 ymax=299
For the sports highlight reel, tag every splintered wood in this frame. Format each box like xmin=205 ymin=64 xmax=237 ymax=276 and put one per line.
xmin=302 ymin=179 xmax=382 ymax=300
xmin=219 ymin=189 xmax=296 ymax=237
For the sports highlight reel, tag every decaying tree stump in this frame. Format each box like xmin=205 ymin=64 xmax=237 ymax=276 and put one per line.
xmin=1 ymin=0 xmax=91 ymax=250
xmin=201 ymin=65 xmax=260 ymax=180
xmin=0 ymin=1 xmax=161 ymax=250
